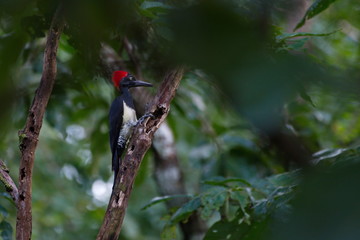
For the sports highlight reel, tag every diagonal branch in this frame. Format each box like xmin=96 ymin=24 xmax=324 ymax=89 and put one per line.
xmin=97 ymin=67 xmax=184 ymax=240
xmin=16 ymin=6 xmax=64 ymax=240
xmin=122 ymin=40 xmax=207 ymax=239
xmin=0 ymin=159 xmax=18 ymax=204
xmin=100 ymin=43 xmax=206 ymax=239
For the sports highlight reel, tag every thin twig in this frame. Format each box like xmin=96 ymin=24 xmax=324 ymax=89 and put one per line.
xmin=0 ymin=159 xmax=18 ymax=204
xmin=16 ymin=6 xmax=64 ymax=240
xmin=97 ymin=67 xmax=184 ymax=240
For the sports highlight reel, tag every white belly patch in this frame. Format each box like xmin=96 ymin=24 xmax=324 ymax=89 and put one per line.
xmin=117 ymin=101 xmax=137 ymax=148
xmin=122 ymin=101 xmax=137 ymax=124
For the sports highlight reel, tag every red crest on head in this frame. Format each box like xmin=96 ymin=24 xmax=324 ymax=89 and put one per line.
xmin=112 ymin=71 xmax=128 ymax=88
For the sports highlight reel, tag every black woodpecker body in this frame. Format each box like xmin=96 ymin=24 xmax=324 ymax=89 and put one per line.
xmin=109 ymin=71 xmax=152 ymax=182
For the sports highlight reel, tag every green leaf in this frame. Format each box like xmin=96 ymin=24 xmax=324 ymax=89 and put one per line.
xmin=319 ymin=147 xmax=360 ymax=167
xmin=268 ymin=170 xmax=301 ymax=187
xmin=313 ymin=148 xmax=347 ymax=163
xmin=0 ymin=193 xmax=15 ymax=206
xmin=294 ymin=17 xmax=306 ymax=32
xmin=287 ymin=38 xmax=309 ymax=51
xmin=0 ymin=206 xmax=8 ymax=218
xmin=170 ymin=197 xmax=201 ymax=224
xmin=270 ymin=187 xmax=295 ymax=209
xmin=204 ymin=216 xmax=269 ymax=240
xmin=201 ymin=187 xmax=228 ymax=219
xmin=294 ymin=0 xmax=338 ymax=30
xmin=230 ymin=190 xmax=250 ymax=223
xmin=138 ymin=8 xmax=157 ymax=19
xmin=299 ymin=87 xmax=316 ymax=107
xmin=230 ymin=190 xmax=249 ymax=209
xmin=0 ymin=221 xmax=12 ymax=240
xmin=204 ymin=177 xmax=252 ymax=187
xmin=204 ymin=218 xmax=248 ymax=240
xmin=140 ymin=1 xmax=173 ymax=11
xmin=277 ymin=30 xmax=338 ymax=42
xmin=141 ymin=195 xmax=190 ymax=210
xmin=161 ymin=224 xmax=177 ymax=240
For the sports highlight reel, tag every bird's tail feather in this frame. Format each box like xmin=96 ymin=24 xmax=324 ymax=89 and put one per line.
xmin=112 ymin=147 xmax=124 ymax=186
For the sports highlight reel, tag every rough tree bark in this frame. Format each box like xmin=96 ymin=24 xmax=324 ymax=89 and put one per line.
xmin=96 ymin=67 xmax=184 ymax=240
xmin=100 ymin=43 xmax=207 ymax=239
xmin=16 ymin=7 xmax=64 ymax=240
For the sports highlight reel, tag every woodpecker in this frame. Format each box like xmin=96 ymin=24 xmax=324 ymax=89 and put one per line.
xmin=109 ymin=71 xmax=153 ymax=182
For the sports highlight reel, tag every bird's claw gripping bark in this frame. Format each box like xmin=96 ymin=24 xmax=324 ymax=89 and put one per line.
xmin=137 ymin=113 xmax=155 ymax=126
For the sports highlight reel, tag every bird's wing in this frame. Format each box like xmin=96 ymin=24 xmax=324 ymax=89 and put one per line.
xmin=109 ymin=96 xmax=124 ymax=174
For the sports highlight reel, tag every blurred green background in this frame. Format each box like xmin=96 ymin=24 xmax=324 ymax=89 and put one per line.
xmin=1 ymin=0 xmax=360 ymax=239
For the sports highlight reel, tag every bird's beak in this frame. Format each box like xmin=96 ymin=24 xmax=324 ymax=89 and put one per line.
xmin=132 ymin=80 xmax=153 ymax=88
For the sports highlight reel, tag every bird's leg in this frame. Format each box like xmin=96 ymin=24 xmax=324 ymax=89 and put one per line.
xmin=117 ymin=135 xmax=127 ymax=149
xmin=136 ymin=113 xmax=155 ymax=126
xmin=117 ymin=123 xmax=133 ymax=149
xmin=117 ymin=113 xmax=154 ymax=151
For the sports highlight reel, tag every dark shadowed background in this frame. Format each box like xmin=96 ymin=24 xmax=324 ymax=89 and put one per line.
xmin=0 ymin=0 xmax=360 ymax=239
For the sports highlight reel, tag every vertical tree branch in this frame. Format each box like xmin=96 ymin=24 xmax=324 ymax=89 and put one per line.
xmin=97 ymin=67 xmax=184 ymax=240
xmin=16 ymin=7 xmax=64 ymax=240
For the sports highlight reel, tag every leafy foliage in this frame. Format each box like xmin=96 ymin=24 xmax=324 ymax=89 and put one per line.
xmin=152 ymin=171 xmax=299 ymax=239
xmin=294 ymin=0 xmax=339 ymax=30
xmin=0 ymin=0 xmax=359 ymax=239
xmin=0 ymin=201 xmax=12 ymax=240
